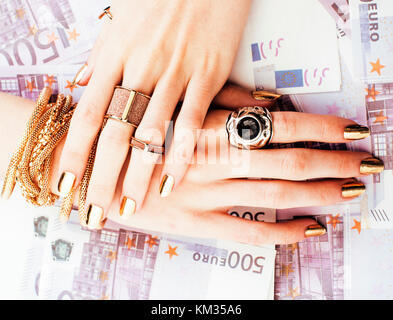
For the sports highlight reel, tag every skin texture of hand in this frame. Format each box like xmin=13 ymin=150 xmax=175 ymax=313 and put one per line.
xmin=57 ymin=0 xmax=253 ymax=223
xmin=0 ymin=85 xmax=381 ymax=245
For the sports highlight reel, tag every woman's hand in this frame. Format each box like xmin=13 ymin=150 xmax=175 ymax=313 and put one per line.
xmin=0 ymin=86 xmax=382 ymax=245
xmin=56 ymin=0 xmax=253 ymax=219
xmin=76 ymin=85 xmax=380 ymax=245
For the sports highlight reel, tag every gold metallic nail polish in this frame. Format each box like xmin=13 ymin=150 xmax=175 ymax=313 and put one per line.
xmin=1 ymin=180 xmax=15 ymax=200
xmin=86 ymin=204 xmax=103 ymax=229
xmin=120 ymin=197 xmax=136 ymax=219
xmin=360 ymin=157 xmax=384 ymax=175
xmin=71 ymin=63 xmax=88 ymax=86
xmin=342 ymin=181 xmax=366 ymax=198
xmin=57 ymin=172 xmax=76 ymax=197
xmin=159 ymin=174 xmax=175 ymax=198
xmin=252 ymin=90 xmax=282 ymax=101
xmin=344 ymin=125 xmax=370 ymax=140
xmin=305 ymin=224 xmax=327 ymax=238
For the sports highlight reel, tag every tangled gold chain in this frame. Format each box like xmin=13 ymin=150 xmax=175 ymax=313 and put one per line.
xmin=1 ymin=87 xmax=104 ymax=225
xmin=1 ymin=88 xmax=76 ymax=207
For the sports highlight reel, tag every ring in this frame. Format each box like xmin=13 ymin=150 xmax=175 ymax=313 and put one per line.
xmin=106 ymin=86 xmax=151 ymax=135
xmin=130 ymin=137 xmax=165 ymax=155
xmin=226 ymin=106 xmax=273 ymax=149
xmin=98 ymin=6 xmax=113 ymax=20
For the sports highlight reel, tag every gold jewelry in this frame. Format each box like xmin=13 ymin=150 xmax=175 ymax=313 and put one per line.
xmin=98 ymin=6 xmax=113 ymax=20
xmin=344 ymin=124 xmax=370 ymax=140
xmin=104 ymin=114 xmax=138 ymax=129
xmin=159 ymin=174 xmax=175 ymax=198
xmin=226 ymin=106 xmax=273 ymax=150
xmin=252 ymin=90 xmax=281 ymax=101
xmin=130 ymin=137 xmax=165 ymax=155
xmin=107 ymin=86 xmax=150 ymax=126
xmin=1 ymin=88 xmax=75 ymax=207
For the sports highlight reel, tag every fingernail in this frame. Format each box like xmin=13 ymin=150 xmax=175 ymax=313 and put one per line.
xmin=252 ymin=90 xmax=281 ymax=101
xmin=86 ymin=204 xmax=103 ymax=229
xmin=344 ymin=124 xmax=370 ymax=140
xmin=159 ymin=174 xmax=174 ymax=198
xmin=57 ymin=172 xmax=76 ymax=197
xmin=59 ymin=214 xmax=69 ymax=224
xmin=360 ymin=157 xmax=384 ymax=175
xmin=342 ymin=181 xmax=366 ymax=198
xmin=120 ymin=197 xmax=136 ymax=219
xmin=305 ymin=224 xmax=326 ymax=238
xmin=71 ymin=63 xmax=88 ymax=85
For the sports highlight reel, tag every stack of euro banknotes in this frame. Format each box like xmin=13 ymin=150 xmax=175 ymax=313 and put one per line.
xmin=0 ymin=0 xmax=392 ymax=300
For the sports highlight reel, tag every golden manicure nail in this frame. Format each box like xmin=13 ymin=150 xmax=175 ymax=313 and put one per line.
xmin=86 ymin=204 xmax=104 ymax=229
xmin=57 ymin=172 xmax=76 ymax=197
xmin=305 ymin=224 xmax=327 ymax=238
xmin=360 ymin=157 xmax=384 ymax=175
xmin=120 ymin=197 xmax=136 ymax=219
xmin=159 ymin=174 xmax=175 ymax=198
xmin=342 ymin=182 xmax=366 ymax=198
xmin=252 ymin=90 xmax=282 ymax=101
xmin=344 ymin=125 xmax=370 ymax=140
xmin=71 ymin=63 xmax=88 ymax=86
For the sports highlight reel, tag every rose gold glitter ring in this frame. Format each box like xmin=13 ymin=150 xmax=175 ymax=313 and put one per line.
xmin=105 ymin=86 xmax=151 ymax=135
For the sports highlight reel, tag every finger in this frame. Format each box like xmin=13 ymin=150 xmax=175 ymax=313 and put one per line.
xmin=83 ymin=119 xmax=133 ymax=229
xmin=204 ymin=109 xmax=369 ymax=144
xmin=73 ymin=20 xmax=112 ymax=87
xmin=120 ymin=72 xmax=184 ymax=217
xmin=159 ymin=75 xmax=216 ymax=197
xmin=189 ymin=212 xmax=324 ymax=245
xmin=195 ymin=178 xmax=365 ymax=210
xmin=199 ymin=148 xmax=378 ymax=181
xmin=57 ymin=59 xmax=122 ymax=197
xmin=271 ymin=112 xmax=369 ymax=143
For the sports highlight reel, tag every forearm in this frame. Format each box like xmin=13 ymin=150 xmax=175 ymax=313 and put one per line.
xmin=0 ymin=93 xmax=37 ymax=177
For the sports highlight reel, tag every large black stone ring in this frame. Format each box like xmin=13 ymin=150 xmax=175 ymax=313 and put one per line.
xmin=226 ymin=106 xmax=273 ymax=150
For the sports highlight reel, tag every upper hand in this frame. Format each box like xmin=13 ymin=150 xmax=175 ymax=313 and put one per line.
xmin=57 ymin=0 xmax=253 ymax=224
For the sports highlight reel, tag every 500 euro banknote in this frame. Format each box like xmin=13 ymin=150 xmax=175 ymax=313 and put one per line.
xmin=230 ymin=0 xmax=341 ymax=94
xmin=350 ymin=0 xmax=393 ymax=82
xmin=38 ymin=210 xmax=277 ymax=300
xmin=319 ymin=0 xmax=351 ymax=38
xmin=0 ymin=0 xmax=106 ymax=66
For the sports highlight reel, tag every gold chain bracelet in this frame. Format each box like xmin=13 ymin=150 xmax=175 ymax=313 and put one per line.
xmin=2 ymin=88 xmax=107 ymax=227
xmin=1 ymin=88 xmax=75 ymax=206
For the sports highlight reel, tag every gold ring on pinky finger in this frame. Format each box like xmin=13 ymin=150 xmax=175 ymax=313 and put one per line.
xmin=98 ymin=6 xmax=113 ymax=20
xmin=130 ymin=137 xmax=165 ymax=155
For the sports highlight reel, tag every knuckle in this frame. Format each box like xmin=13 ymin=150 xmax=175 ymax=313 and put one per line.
xmin=280 ymin=149 xmax=308 ymax=179
xmin=64 ymin=148 xmax=85 ymax=165
xmin=256 ymin=182 xmax=286 ymax=209
xmin=76 ymin=102 xmax=103 ymax=129
xmin=315 ymin=118 xmax=330 ymax=140
xmin=316 ymin=185 xmax=332 ymax=205
xmin=99 ymin=125 xmax=128 ymax=146
xmin=336 ymin=153 xmax=353 ymax=176
xmin=134 ymin=125 xmax=164 ymax=145
xmin=275 ymin=113 xmax=297 ymax=140
xmin=267 ymin=183 xmax=287 ymax=209
xmin=178 ymin=109 xmax=206 ymax=130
